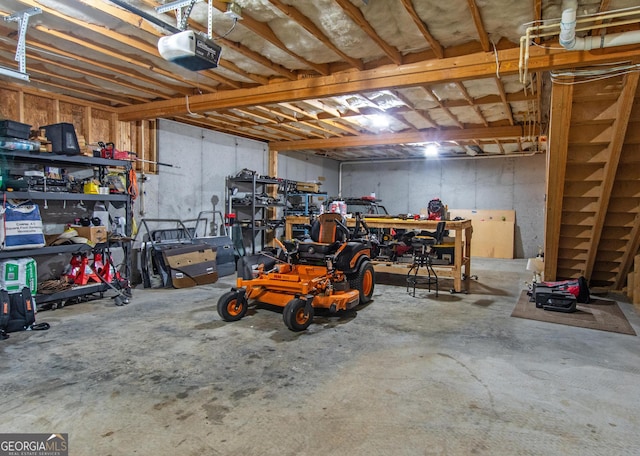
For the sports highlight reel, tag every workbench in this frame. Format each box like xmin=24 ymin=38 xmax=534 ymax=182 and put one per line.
xmin=284 ymin=216 xmax=473 ymax=293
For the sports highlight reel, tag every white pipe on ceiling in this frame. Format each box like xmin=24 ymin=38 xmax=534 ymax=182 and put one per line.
xmin=519 ymin=5 xmax=640 ymax=82
xmin=560 ymin=5 xmax=640 ymax=51
xmin=559 ymin=5 xmax=578 ymax=49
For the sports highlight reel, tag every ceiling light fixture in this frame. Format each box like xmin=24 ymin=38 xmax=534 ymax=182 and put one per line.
xmin=424 ymin=144 xmax=439 ymax=157
xmin=371 ymin=114 xmax=389 ymax=128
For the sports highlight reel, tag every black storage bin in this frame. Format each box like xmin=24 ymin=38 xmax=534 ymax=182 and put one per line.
xmin=0 ymin=120 xmax=31 ymax=140
xmin=41 ymin=122 xmax=80 ymax=155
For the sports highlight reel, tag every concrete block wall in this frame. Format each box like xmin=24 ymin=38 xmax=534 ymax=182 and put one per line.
xmin=339 ymin=154 xmax=546 ymax=258
xmin=278 ymin=152 xmax=339 ymax=195
xmin=141 ymin=119 xmax=339 ymax=227
xmin=145 ymin=120 xmax=544 ymax=258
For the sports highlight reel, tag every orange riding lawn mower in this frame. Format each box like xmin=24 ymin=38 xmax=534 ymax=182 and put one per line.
xmin=217 ymin=213 xmax=376 ymax=331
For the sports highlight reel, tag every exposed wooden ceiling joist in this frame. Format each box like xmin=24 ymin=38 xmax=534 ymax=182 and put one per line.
xmin=67 ymin=0 xmax=242 ymax=88
xmin=135 ymin=0 xmax=276 ymax=84
xmin=209 ymin=0 xmax=329 ymax=76
xmin=459 ymin=86 xmax=492 ymax=127
xmin=494 ymin=77 xmax=516 ymax=126
xmin=0 ymin=42 xmax=169 ymax=101
xmin=467 ymin=0 xmax=491 ymax=52
xmin=0 ymin=15 xmax=221 ymax=94
xmin=399 ymin=0 xmax=444 ymax=59
xmin=268 ymin=0 xmax=364 ymax=71
xmin=117 ymin=44 xmax=640 ymax=121
xmin=272 ymin=125 xmax=523 ymax=151
xmin=393 ymin=90 xmax=439 ymax=128
xmin=334 ymin=0 xmax=403 ymax=65
xmin=0 ymin=23 xmax=184 ymax=97
xmin=423 ymin=86 xmax=464 ymax=129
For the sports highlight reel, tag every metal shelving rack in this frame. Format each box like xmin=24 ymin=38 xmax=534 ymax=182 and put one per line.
xmin=283 ymin=191 xmax=328 ymax=238
xmin=0 ymin=151 xmax=133 ymax=306
xmin=283 ymin=192 xmax=328 ymax=217
xmin=225 ymin=174 xmax=287 ymax=255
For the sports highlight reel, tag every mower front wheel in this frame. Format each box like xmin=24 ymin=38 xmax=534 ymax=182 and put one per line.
xmin=217 ymin=291 xmax=248 ymax=322
xmin=283 ymin=298 xmax=314 ymax=332
xmin=348 ymin=261 xmax=375 ymax=304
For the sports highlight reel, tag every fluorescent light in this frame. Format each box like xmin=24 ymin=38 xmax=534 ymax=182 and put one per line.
xmin=424 ymin=144 xmax=438 ymax=156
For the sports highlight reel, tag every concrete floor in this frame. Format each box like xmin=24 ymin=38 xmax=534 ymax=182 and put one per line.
xmin=1 ymin=258 xmax=639 ymax=456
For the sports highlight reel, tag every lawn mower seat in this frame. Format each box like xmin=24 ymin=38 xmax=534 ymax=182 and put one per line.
xmin=298 ymin=213 xmax=347 ymax=262
xmin=310 ymin=213 xmax=347 ymax=243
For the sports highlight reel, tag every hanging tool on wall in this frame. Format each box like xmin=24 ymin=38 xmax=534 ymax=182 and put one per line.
xmin=133 ymin=157 xmax=181 ymax=169
xmin=93 ymin=142 xmax=180 ymax=168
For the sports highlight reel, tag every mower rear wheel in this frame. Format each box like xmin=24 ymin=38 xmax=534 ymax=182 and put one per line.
xmin=283 ymin=298 xmax=314 ymax=331
xmin=348 ymin=261 xmax=375 ymax=304
xmin=217 ymin=291 xmax=247 ymax=322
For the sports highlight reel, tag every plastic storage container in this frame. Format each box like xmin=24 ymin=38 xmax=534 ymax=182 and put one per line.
xmin=0 ymin=120 xmax=31 ymax=140
xmin=41 ymin=123 xmax=80 ymax=155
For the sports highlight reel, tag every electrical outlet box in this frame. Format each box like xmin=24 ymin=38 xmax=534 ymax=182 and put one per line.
xmin=224 ymin=2 xmax=242 ymax=20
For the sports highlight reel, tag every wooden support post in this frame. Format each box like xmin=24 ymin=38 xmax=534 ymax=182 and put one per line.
xmin=53 ymin=99 xmax=60 ymax=123
xmin=110 ymin=112 xmax=118 ymax=145
xmin=266 ymin=147 xmax=279 ymax=246
xmin=18 ymin=90 xmax=25 ymax=123
xmin=634 ymin=254 xmax=640 ymax=309
xmin=84 ymin=106 xmax=92 ymax=151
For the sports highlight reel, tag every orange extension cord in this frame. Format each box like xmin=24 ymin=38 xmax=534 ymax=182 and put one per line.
xmin=128 ymin=168 xmax=138 ymax=200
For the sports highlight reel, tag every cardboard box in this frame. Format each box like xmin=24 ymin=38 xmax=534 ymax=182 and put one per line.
xmin=296 ymin=182 xmax=320 ymax=193
xmin=72 ymin=226 xmax=108 ymax=244
xmin=161 ymin=244 xmax=218 ymax=288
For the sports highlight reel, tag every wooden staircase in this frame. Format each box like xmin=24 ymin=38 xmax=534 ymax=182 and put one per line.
xmin=545 ymin=72 xmax=640 ymax=289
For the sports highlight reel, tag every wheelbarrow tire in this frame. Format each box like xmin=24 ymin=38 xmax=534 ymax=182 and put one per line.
xmin=283 ymin=298 xmax=314 ymax=331
xmin=217 ymin=291 xmax=247 ymax=322
xmin=347 ymin=260 xmax=375 ymax=304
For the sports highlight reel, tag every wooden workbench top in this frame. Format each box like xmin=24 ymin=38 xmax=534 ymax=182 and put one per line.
xmin=346 ymin=217 xmax=472 ymax=230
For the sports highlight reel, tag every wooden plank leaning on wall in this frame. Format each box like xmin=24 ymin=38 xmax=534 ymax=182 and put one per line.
xmin=0 ymin=83 xmax=157 ymax=174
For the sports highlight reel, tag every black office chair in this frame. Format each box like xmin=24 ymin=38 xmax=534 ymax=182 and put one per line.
xmin=406 ymin=221 xmax=446 ymax=297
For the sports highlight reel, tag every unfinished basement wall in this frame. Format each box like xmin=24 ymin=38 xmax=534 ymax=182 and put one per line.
xmin=340 ymin=154 xmax=546 ymax=258
xmin=278 ymin=152 xmax=340 ymax=196
xmin=142 ymin=119 xmax=339 ymax=224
